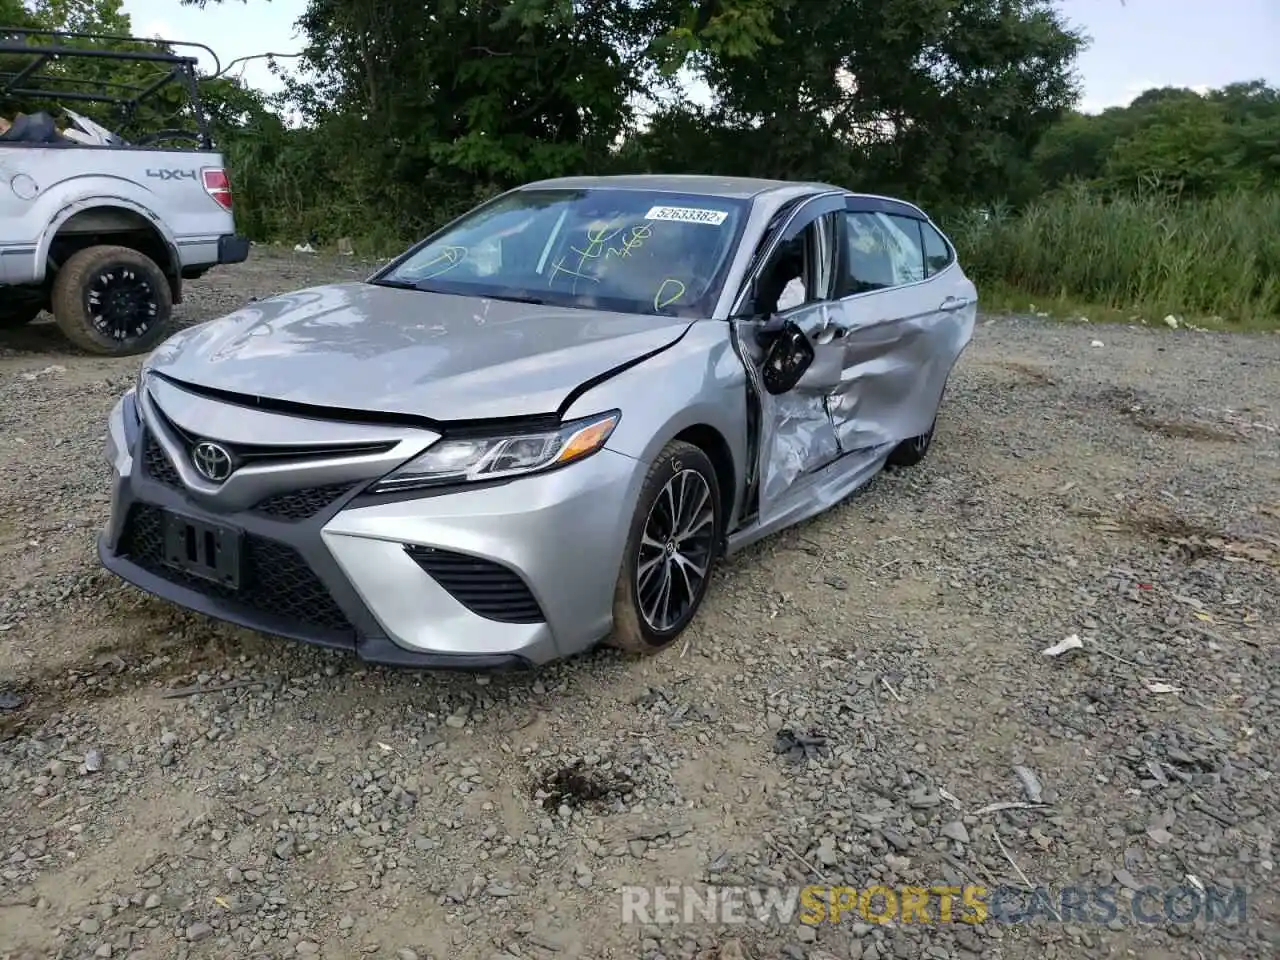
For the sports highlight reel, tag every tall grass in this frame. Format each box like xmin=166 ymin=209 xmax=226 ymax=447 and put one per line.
xmin=948 ymin=186 xmax=1280 ymax=328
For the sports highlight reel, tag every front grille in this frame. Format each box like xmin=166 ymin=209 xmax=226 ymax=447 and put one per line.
xmin=143 ymin=434 xmax=181 ymax=488
xmin=405 ymin=546 xmax=545 ymax=624
xmin=142 ymin=429 xmax=359 ymax=520
xmin=149 ymin=400 xmax=397 ymax=464
xmin=119 ymin=504 xmax=354 ymax=635
xmin=252 ymin=483 xmax=355 ymax=521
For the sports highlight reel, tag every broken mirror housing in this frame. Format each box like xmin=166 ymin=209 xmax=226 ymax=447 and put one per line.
xmin=760 ymin=320 xmax=815 ymax=395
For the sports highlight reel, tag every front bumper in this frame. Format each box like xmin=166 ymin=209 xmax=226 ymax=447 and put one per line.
xmin=99 ymin=390 xmax=641 ymax=668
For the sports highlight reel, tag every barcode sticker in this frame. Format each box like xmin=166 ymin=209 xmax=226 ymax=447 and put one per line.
xmin=644 ymin=205 xmax=728 ymax=226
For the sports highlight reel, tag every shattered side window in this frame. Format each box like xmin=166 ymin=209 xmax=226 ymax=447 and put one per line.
xmin=874 ymin=214 xmax=926 ymax=285
xmin=842 ymin=212 xmax=927 ymax=294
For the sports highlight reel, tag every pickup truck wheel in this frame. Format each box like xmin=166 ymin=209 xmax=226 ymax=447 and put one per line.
xmin=51 ymin=245 xmax=172 ymax=356
xmin=0 ymin=302 xmax=42 ymax=328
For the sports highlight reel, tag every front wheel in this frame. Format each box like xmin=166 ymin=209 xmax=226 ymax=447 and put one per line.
xmin=607 ymin=440 xmax=722 ymax=656
xmin=50 ymin=245 xmax=173 ymax=356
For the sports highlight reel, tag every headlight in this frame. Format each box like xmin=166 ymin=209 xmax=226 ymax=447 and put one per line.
xmin=129 ymin=366 xmax=147 ymax=428
xmin=371 ymin=411 xmax=620 ymax=493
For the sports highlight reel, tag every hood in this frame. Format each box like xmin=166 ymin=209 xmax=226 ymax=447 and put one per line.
xmin=146 ymin=283 xmax=693 ymax=422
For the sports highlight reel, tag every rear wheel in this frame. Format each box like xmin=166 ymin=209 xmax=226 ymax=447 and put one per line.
xmin=50 ymin=245 xmax=173 ymax=356
xmin=0 ymin=300 xmax=42 ymax=328
xmin=887 ymin=418 xmax=936 ymax=468
xmin=608 ymin=440 xmax=722 ymax=655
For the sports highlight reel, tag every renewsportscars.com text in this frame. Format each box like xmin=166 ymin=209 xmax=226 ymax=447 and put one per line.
xmin=620 ymin=883 xmax=1248 ymax=927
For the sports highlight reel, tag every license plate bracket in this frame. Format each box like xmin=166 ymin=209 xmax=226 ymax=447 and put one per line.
xmin=161 ymin=511 xmax=242 ymax=589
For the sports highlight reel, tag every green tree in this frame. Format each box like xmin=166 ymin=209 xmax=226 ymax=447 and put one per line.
xmin=1100 ymin=95 xmax=1238 ymax=196
xmin=1032 ymin=107 xmax=1141 ymax=188
xmin=267 ymin=0 xmax=660 ymax=237
xmin=1031 ymin=80 xmax=1280 ymax=199
xmin=646 ymin=0 xmax=1083 ymax=210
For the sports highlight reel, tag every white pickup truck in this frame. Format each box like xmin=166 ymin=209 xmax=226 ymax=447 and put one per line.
xmin=0 ymin=29 xmax=249 ymax=356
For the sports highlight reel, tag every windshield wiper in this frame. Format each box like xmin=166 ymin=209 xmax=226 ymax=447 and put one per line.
xmin=371 ymin=279 xmax=552 ymax=306
xmin=481 ymin=292 xmax=553 ymax=306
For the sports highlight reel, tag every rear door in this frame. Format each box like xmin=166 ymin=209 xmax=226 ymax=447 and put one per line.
xmin=729 ymin=191 xmax=847 ymax=524
xmin=823 ymin=197 xmax=976 ymax=454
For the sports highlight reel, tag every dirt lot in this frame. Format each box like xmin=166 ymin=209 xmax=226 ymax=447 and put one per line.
xmin=1 ymin=250 xmax=1277 ymax=960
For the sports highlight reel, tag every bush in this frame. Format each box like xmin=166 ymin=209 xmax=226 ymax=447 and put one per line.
xmin=949 ymin=184 xmax=1280 ymax=326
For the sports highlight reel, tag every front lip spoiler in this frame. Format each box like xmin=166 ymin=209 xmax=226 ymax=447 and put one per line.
xmin=354 ymin=639 xmax=530 ymax=671
xmin=97 ymin=536 xmax=533 ymax=671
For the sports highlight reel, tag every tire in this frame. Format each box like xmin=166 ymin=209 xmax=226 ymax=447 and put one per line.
xmin=887 ymin=417 xmax=936 ymax=468
xmin=607 ymin=440 xmax=723 ymax=655
xmin=0 ymin=301 xmax=42 ymax=329
xmin=50 ymin=245 xmax=173 ymax=356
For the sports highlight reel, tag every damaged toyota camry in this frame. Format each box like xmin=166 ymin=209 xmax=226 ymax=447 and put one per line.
xmin=99 ymin=175 xmax=976 ymax=668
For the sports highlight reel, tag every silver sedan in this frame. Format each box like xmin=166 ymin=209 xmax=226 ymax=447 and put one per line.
xmin=98 ymin=175 xmax=976 ymax=668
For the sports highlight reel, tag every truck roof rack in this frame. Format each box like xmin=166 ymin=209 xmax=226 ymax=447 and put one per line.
xmin=0 ymin=28 xmax=214 ymax=148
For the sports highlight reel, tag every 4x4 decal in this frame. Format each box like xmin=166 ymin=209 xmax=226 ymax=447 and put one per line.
xmin=145 ymin=168 xmax=197 ymax=181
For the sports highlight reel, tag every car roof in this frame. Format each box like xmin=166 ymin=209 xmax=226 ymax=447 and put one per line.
xmin=515 ymin=175 xmax=933 ymax=222
xmin=518 ymin=174 xmax=841 ymax=201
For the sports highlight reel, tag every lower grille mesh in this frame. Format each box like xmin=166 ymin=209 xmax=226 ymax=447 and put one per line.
xmin=405 ymin=546 xmax=545 ymax=624
xmin=252 ymin=484 xmax=355 ymax=521
xmin=119 ymin=504 xmax=355 ymax=635
xmin=143 ymin=434 xmax=181 ymax=487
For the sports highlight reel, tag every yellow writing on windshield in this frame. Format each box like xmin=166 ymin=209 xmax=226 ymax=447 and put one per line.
xmin=548 ymin=258 xmax=600 ymax=284
xmin=418 ymin=245 xmax=468 ymax=279
xmin=548 ymin=220 xmax=656 ymax=289
xmin=571 ymin=222 xmax=653 ymax=265
xmin=653 ymin=278 xmax=686 ymax=311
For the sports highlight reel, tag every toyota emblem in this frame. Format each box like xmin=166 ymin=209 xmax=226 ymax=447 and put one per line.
xmin=191 ymin=440 xmax=234 ymax=482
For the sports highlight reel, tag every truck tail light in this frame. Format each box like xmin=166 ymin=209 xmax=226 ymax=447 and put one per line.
xmin=201 ymin=168 xmax=233 ymax=211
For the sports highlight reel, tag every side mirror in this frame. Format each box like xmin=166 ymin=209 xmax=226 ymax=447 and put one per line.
xmin=760 ymin=320 xmax=815 ymax=395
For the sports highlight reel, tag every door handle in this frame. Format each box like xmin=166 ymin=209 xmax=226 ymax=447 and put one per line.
xmin=939 ymin=296 xmax=971 ymax=312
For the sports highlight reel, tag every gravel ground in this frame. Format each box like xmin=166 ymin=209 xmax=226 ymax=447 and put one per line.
xmin=1 ymin=250 xmax=1277 ymax=960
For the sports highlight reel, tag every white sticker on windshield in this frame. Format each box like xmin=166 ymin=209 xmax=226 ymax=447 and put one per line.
xmin=644 ymin=205 xmax=728 ymax=226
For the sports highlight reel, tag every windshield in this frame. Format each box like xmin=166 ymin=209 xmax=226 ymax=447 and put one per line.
xmin=375 ymin=189 xmax=750 ymax=318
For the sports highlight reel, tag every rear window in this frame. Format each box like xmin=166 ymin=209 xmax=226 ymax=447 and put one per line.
xmin=380 ymin=188 xmax=749 ymax=318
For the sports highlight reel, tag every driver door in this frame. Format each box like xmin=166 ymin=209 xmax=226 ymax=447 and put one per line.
xmin=731 ymin=192 xmax=848 ymax=526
